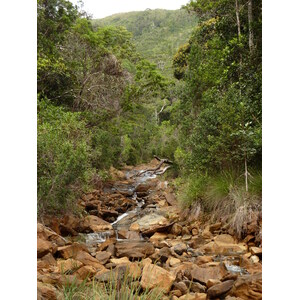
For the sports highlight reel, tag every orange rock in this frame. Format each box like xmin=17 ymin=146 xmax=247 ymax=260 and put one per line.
xmin=37 ymin=282 xmax=58 ymax=300
xmin=141 ymin=264 xmax=176 ymax=294
xmin=75 ymin=265 xmax=97 ymax=279
xmin=57 ymin=258 xmax=83 ymax=273
xmin=57 ymin=243 xmax=88 ymax=259
xmin=74 ymin=251 xmax=105 ymax=270
xmin=37 ymin=238 xmax=56 ymax=258
xmin=228 ymin=272 xmax=262 ymax=300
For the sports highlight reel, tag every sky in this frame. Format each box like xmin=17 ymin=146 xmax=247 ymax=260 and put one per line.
xmin=70 ymin=0 xmax=190 ymax=19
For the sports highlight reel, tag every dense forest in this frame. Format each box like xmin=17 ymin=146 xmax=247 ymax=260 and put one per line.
xmin=38 ymin=0 xmax=261 ymax=227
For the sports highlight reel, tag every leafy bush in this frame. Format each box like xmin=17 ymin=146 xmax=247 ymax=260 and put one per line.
xmin=37 ymin=98 xmax=91 ymax=215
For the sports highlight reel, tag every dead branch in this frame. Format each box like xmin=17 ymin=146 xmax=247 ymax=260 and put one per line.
xmin=137 ymin=156 xmax=173 ymax=177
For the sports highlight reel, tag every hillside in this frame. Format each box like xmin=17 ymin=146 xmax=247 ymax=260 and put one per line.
xmin=92 ymin=9 xmax=197 ymax=77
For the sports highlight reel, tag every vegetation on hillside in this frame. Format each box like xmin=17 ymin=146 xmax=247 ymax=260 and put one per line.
xmin=92 ymin=9 xmax=197 ymax=77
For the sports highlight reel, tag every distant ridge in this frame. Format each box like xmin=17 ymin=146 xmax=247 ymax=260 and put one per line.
xmin=92 ymin=9 xmax=197 ymax=77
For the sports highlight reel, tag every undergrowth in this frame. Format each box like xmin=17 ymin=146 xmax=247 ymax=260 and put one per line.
xmin=175 ymin=169 xmax=262 ymax=237
xmin=61 ymin=268 xmax=164 ymax=300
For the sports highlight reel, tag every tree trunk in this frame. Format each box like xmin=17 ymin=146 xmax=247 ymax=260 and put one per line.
xmin=245 ymin=154 xmax=248 ymax=192
xmin=235 ymin=0 xmax=241 ymax=40
xmin=248 ymin=0 xmax=255 ymax=54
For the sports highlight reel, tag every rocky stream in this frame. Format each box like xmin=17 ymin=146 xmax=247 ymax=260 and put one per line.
xmin=37 ymin=160 xmax=262 ymax=300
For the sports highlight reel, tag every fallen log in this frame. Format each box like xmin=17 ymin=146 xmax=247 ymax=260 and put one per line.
xmin=137 ymin=156 xmax=172 ymax=177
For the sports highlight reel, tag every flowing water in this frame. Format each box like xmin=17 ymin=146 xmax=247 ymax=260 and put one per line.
xmin=82 ymin=170 xmax=157 ymax=249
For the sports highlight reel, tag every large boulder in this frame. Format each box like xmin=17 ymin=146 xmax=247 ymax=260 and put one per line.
xmin=129 ymin=213 xmax=172 ymax=235
xmin=57 ymin=243 xmax=88 ymax=259
xmin=75 ymin=265 xmax=97 ymax=279
xmin=74 ymin=251 xmax=105 ymax=270
xmin=37 ymin=282 xmax=58 ymax=300
xmin=228 ymin=272 xmax=262 ymax=300
xmin=207 ymin=280 xmax=235 ymax=298
xmin=95 ymin=251 xmax=111 ymax=264
xmin=57 ymin=259 xmax=83 ymax=273
xmin=186 ymin=263 xmax=228 ymax=285
xmin=201 ymin=241 xmax=247 ymax=255
xmin=115 ymin=241 xmax=155 ymax=259
xmin=37 ymin=238 xmax=57 ymax=258
xmin=78 ymin=215 xmax=113 ymax=232
xmin=141 ymin=263 xmax=176 ymax=294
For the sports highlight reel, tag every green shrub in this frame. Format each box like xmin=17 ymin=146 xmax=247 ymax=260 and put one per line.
xmin=37 ymin=98 xmax=90 ymax=215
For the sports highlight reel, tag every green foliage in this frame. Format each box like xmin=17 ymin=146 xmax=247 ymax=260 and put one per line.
xmin=92 ymin=9 xmax=198 ymax=78
xmin=37 ymin=97 xmax=90 ymax=214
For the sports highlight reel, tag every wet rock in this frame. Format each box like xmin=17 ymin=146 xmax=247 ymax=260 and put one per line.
xmin=228 ymin=272 xmax=262 ymax=300
xmin=115 ymin=241 xmax=155 ymax=259
xmin=37 ymin=282 xmax=58 ymax=300
xmin=98 ymin=209 xmax=119 ymax=221
xmin=130 ymin=212 xmax=172 ymax=235
xmin=97 ymin=238 xmax=116 ymax=251
xmin=95 ymin=251 xmax=111 ymax=264
xmin=57 ymin=259 xmax=83 ymax=273
xmin=207 ymin=280 xmax=235 ymax=299
xmin=78 ymin=215 xmax=113 ymax=233
xmin=141 ymin=263 xmax=176 ymax=294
